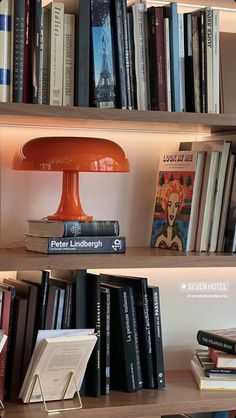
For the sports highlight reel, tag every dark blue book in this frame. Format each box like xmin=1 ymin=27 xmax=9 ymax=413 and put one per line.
xmin=100 ymin=286 xmax=111 ymax=395
xmin=32 ymin=0 xmax=42 ymax=103
xmin=13 ymin=0 xmax=25 ymax=103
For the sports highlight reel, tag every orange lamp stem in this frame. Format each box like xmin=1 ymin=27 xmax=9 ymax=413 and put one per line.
xmin=48 ymin=171 xmax=93 ymax=221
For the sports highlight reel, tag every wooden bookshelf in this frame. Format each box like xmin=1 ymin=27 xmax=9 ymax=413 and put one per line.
xmin=3 ymin=370 xmax=236 ymax=418
xmin=1 ymin=103 xmax=236 ymax=133
xmin=0 ymin=247 xmax=235 ymax=271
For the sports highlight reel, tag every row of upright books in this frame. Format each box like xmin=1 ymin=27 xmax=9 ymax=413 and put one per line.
xmin=0 ymin=0 xmax=220 ymax=113
xmin=151 ymin=138 xmax=236 ymax=252
xmin=192 ymin=327 xmax=236 ymax=391
xmin=0 ymin=269 xmax=165 ymax=402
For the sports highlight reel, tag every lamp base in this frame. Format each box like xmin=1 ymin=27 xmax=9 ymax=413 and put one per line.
xmin=47 ymin=214 xmax=93 ymax=221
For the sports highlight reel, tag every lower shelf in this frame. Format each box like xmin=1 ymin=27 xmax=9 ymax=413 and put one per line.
xmin=3 ymin=370 xmax=236 ymax=418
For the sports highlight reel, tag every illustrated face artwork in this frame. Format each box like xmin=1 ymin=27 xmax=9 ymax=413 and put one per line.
xmin=167 ymin=192 xmax=180 ymax=226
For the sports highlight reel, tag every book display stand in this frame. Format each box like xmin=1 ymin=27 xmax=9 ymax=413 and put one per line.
xmin=27 ymin=371 xmax=82 ymax=414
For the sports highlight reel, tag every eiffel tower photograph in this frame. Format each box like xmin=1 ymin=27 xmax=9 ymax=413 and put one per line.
xmin=96 ymin=35 xmax=116 ymax=108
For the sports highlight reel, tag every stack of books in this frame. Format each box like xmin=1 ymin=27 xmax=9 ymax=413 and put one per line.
xmin=191 ymin=328 xmax=236 ymax=390
xmin=24 ymin=219 xmax=126 ymax=254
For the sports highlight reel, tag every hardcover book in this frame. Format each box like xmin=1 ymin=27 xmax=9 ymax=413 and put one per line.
xmin=197 ymin=328 xmax=236 ymax=354
xmin=24 ymin=236 xmax=126 ymax=254
xmin=90 ymin=0 xmax=117 ymax=109
xmin=209 ymin=347 xmax=236 ymax=369
xmin=196 ymin=349 xmax=236 ymax=378
xmin=0 ymin=0 xmax=12 ymax=102
xmin=27 ymin=219 xmax=120 ymax=237
xmin=150 ymin=151 xmax=197 ymax=251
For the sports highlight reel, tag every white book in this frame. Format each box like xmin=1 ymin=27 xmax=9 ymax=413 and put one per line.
xmin=62 ymin=13 xmax=75 ymax=106
xmin=212 ymin=9 xmax=219 ymax=114
xmin=163 ymin=17 xmax=172 ymax=112
xmin=200 ymin=151 xmax=220 ymax=252
xmin=178 ymin=13 xmax=185 ymax=112
xmin=132 ymin=3 xmax=149 ymax=110
xmin=48 ymin=2 xmax=64 ymax=106
xmin=19 ymin=330 xmax=97 ymax=403
xmin=0 ymin=0 xmax=12 ymax=102
xmin=186 ymin=152 xmax=205 ymax=252
xmin=217 ymin=154 xmax=236 ymax=252
xmin=209 ymin=141 xmax=231 ymax=252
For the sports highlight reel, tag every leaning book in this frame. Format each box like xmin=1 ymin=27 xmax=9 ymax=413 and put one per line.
xmin=19 ymin=332 xmax=97 ymax=403
xmin=150 ymin=151 xmax=198 ymax=251
xmin=24 ymin=236 xmax=126 ymax=254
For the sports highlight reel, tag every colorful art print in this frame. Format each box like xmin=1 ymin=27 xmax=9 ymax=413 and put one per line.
xmin=150 ymin=170 xmax=195 ymax=250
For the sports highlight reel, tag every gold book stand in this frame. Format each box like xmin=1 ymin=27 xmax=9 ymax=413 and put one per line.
xmin=28 ymin=371 xmax=82 ymax=414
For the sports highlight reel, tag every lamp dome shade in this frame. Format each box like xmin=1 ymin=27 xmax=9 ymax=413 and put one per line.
xmin=12 ymin=136 xmax=130 ymax=172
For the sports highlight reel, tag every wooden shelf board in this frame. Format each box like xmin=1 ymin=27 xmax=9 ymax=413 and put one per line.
xmin=3 ymin=370 xmax=236 ymax=418
xmin=1 ymin=103 xmax=236 ymax=133
xmin=0 ymin=247 xmax=235 ymax=270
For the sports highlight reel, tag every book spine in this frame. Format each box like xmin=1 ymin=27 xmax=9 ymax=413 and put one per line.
xmin=0 ymin=290 xmax=11 ymax=401
xmin=61 ymin=282 xmax=73 ymax=329
xmin=147 ymin=287 xmax=165 ymax=389
xmin=121 ymin=0 xmax=132 ymax=110
xmin=163 ymin=17 xmax=171 ymax=111
xmin=156 ymin=7 xmax=167 ymax=111
xmin=46 ymin=237 xmax=126 ymax=254
xmin=200 ymin=9 xmax=206 ymax=113
xmin=209 ymin=142 xmax=231 ymax=252
xmin=164 ymin=3 xmax=181 ymax=112
xmin=62 ymin=220 xmax=120 ymax=237
xmin=200 ymin=151 xmax=220 ymax=251
xmin=197 ymin=330 xmax=236 ymax=354
xmin=39 ymin=7 xmax=50 ymax=104
xmin=119 ymin=287 xmax=139 ymax=392
xmin=44 ymin=285 xmax=57 ymax=329
xmin=113 ymin=0 xmax=128 ymax=109
xmin=127 ymin=10 xmax=137 ymax=109
xmin=37 ymin=270 xmax=50 ymax=330
xmin=62 ymin=14 xmax=75 ymax=106
xmin=23 ymin=0 xmax=33 ymax=103
xmin=132 ymin=3 xmax=149 ymax=110
xmin=90 ymin=0 xmax=116 ymax=109
xmin=32 ymin=0 xmax=42 ymax=103
xmin=86 ymin=274 xmax=101 ymax=397
xmin=184 ymin=13 xmax=195 ymax=112
xmin=55 ymin=288 xmax=65 ymax=329
xmin=0 ymin=0 xmax=12 ymax=102
xmin=49 ymin=2 xmax=64 ymax=106
xmin=205 ymin=8 xmax=213 ymax=113
xmin=147 ymin=7 xmax=158 ymax=111
xmin=128 ymin=286 xmax=142 ymax=389
xmin=212 ymin=9 xmax=219 ymax=113
xmin=74 ymin=0 xmax=90 ymax=107
xmin=224 ymin=162 xmax=236 ymax=253
xmin=192 ymin=13 xmax=201 ymax=112
xmin=178 ymin=12 xmax=185 ymax=112
xmin=13 ymin=0 xmax=25 ymax=103
xmin=101 ymin=287 xmax=111 ymax=395
xmin=75 ymin=269 xmax=87 ymax=329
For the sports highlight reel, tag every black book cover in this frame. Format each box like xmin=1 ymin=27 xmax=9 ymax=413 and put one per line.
xmin=100 ymin=274 xmax=154 ymax=389
xmin=224 ymin=163 xmax=236 ymax=253
xmin=147 ymin=286 xmax=165 ymax=389
xmin=112 ymin=0 xmax=128 ymax=109
xmin=127 ymin=9 xmax=137 ymax=109
xmin=90 ymin=0 xmax=117 ymax=108
xmin=147 ymin=7 xmax=158 ymax=111
xmin=100 ymin=286 xmax=111 ymax=395
xmin=184 ymin=13 xmax=195 ymax=112
xmin=74 ymin=0 xmax=90 ymax=107
xmin=197 ymin=328 xmax=236 ymax=354
xmin=86 ymin=273 xmax=101 ymax=397
xmin=102 ymin=283 xmax=139 ymax=392
xmin=32 ymin=0 xmax=42 ymax=103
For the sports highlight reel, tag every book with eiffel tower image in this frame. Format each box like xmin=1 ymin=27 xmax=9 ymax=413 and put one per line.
xmin=91 ymin=0 xmax=117 ymax=108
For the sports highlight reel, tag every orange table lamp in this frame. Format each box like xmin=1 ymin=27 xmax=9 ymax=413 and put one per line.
xmin=12 ymin=136 xmax=129 ymax=221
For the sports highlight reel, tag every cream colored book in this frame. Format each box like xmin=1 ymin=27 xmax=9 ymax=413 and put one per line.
xmin=62 ymin=13 xmax=75 ymax=106
xmin=19 ymin=332 xmax=97 ymax=403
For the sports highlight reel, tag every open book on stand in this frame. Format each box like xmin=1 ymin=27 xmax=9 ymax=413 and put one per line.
xmin=19 ymin=329 xmax=97 ymax=403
